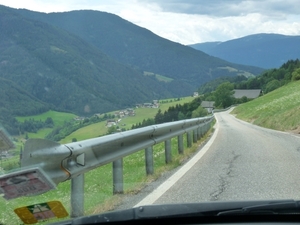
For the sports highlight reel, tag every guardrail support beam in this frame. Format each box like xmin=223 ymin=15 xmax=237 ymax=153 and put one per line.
xmin=71 ymin=174 xmax=84 ymax=218
xmin=113 ymin=158 xmax=124 ymax=194
xmin=178 ymin=134 xmax=184 ymax=154
xmin=145 ymin=146 xmax=154 ymax=175
xmin=202 ymin=122 xmax=208 ymax=135
xmin=165 ymin=139 xmax=172 ymax=164
xmin=187 ymin=131 xmax=192 ymax=147
xmin=193 ymin=129 xmax=197 ymax=143
xmin=197 ymin=126 xmax=201 ymax=140
xmin=205 ymin=121 xmax=210 ymax=132
xmin=200 ymin=124 xmax=206 ymax=138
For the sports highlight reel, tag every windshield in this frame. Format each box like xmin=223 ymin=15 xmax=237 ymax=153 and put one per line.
xmin=0 ymin=1 xmax=300 ymax=224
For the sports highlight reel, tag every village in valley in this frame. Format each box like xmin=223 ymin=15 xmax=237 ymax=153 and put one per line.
xmin=106 ymin=100 xmax=160 ymax=128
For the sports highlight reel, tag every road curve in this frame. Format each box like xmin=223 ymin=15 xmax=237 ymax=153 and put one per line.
xmin=137 ymin=110 xmax=300 ymax=205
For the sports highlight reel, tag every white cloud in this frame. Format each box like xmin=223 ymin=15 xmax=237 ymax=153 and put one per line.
xmin=140 ymin=0 xmax=300 ymax=18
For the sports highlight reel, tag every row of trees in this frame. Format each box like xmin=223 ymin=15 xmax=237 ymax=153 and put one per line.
xmin=235 ymin=59 xmax=300 ymax=92
xmin=19 ymin=117 xmax=54 ymax=134
xmin=131 ymin=97 xmax=208 ymax=130
xmin=1 ymin=117 xmax=54 ymax=136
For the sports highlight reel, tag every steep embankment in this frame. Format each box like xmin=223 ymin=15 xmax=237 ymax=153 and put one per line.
xmin=232 ymin=80 xmax=300 ymax=133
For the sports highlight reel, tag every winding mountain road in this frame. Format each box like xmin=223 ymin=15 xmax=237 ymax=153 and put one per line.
xmin=135 ymin=110 xmax=300 ymax=206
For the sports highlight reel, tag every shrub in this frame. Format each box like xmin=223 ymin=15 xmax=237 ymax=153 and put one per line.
xmin=292 ymin=68 xmax=300 ymax=81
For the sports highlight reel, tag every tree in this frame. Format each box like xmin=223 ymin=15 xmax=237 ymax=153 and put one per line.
xmin=265 ymin=79 xmax=280 ymax=93
xmin=214 ymin=82 xmax=234 ymax=108
xmin=45 ymin=117 xmax=54 ymax=127
xmin=292 ymin=68 xmax=300 ymax=81
xmin=188 ymin=97 xmax=202 ymax=112
xmin=107 ymin=126 xmax=117 ymax=134
xmin=246 ymin=78 xmax=259 ymax=89
xmin=178 ymin=111 xmax=186 ymax=120
xmin=241 ymin=96 xmax=248 ymax=103
xmin=83 ymin=118 xmax=90 ymax=124
xmin=155 ymin=109 xmax=164 ymax=124
xmin=191 ymin=106 xmax=208 ymax=118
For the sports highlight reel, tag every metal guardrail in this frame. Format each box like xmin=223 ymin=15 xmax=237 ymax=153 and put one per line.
xmin=1 ymin=115 xmax=214 ymax=218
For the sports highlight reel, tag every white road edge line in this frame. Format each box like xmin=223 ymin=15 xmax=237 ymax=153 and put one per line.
xmin=134 ymin=118 xmax=220 ymax=207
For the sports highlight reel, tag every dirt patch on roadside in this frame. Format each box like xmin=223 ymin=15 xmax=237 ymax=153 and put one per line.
xmin=249 ymin=119 xmax=256 ymax=124
xmin=287 ymin=126 xmax=300 ymax=136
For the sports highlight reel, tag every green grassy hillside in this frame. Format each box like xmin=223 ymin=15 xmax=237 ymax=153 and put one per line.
xmin=232 ymin=80 xmax=300 ymax=132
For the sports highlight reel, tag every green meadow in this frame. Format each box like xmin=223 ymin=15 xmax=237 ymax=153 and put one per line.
xmin=16 ymin=110 xmax=77 ymax=126
xmin=143 ymin=71 xmax=174 ymax=82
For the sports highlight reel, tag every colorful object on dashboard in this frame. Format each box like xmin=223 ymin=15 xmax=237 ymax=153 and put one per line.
xmin=14 ymin=200 xmax=68 ymax=224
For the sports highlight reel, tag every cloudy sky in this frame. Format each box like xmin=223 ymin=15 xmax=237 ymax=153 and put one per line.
xmin=0 ymin=0 xmax=299 ymax=45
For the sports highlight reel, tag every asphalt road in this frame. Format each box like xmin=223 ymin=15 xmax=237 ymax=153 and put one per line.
xmin=116 ymin=110 xmax=300 ymax=209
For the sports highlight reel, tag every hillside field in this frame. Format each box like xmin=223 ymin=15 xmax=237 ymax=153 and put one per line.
xmin=16 ymin=110 xmax=77 ymax=126
xmin=60 ymin=97 xmax=194 ymax=143
xmin=232 ymin=80 xmax=300 ymax=132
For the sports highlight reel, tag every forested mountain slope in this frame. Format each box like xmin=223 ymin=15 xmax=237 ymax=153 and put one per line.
xmin=15 ymin=8 xmax=264 ymax=88
xmin=0 ymin=5 xmax=177 ymax=117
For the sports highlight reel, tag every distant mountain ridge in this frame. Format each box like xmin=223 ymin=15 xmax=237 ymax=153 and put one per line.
xmin=189 ymin=33 xmax=300 ymax=69
xmin=14 ymin=8 xmax=263 ymax=86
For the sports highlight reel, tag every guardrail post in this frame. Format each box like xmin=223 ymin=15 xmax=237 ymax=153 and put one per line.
xmin=200 ymin=124 xmax=204 ymax=137
xmin=187 ymin=131 xmax=192 ymax=147
xmin=193 ymin=129 xmax=197 ymax=143
xmin=203 ymin=122 xmax=207 ymax=133
xmin=71 ymin=174 xmax=84 ymax=218
xmin=197 ymin=126 xmax=201 ymax=140
xmin=206 ymin=120 xmax=210 ymax=132
xmin=113 ymin=158 xmax=123 ymax=194
xmin=165 ymin=139 xmax=172 ymax=163
xmin=145 ymin=146 xmax=154 ymax=175
xmin=178 ymin=134 xmax=184 ymax=154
